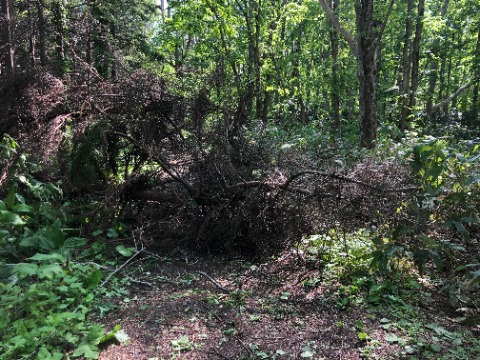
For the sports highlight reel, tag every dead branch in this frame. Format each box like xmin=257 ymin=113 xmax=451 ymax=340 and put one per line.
xmin=430 ymin=82 xmax=472 ymax=113
xmin=100 ymin=242 xmax=145 ymax=287
xmin=197 ymin=271 xmax=232 ymax=294
xmin=108 ymin=130 xmax=196 ymax=195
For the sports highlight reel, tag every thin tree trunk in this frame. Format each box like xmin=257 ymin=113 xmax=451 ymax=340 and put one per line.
xmin=160 ymin=0 xmax=165 ymax=23
xmin=254 ymin=0 xmax=262 ymax=119
xmin=426 ymin=0 xmax=449 ymax=116
xmin=471 ymin=26 xmax=480 ymax=120
xmin=111 ymin=23 xmax=116 ymax=79
xmin=27 ymin=2 xmax=36 ymax=67
xmin=293 ymin=12 xmax=306 ymax=124
xmin=36 ymin=0 xmax=47 ymax=67
xmin=319 ymin=0 xmax=394 ymax=148
xmin=0 ymin=0 xmax=15 ymax=76
xmin=443 ymin=34 xmax=454 ymax=116
xmin=438 ymin=38 xmax=448 ymax=117
xmin=330 ymin=0 xmax=341 ymax=134
xmin=405 ymin=0 xmax=425 ymax=122
xmin=53 ymin=0 xmax=66 ymax=76
xmin=399 ymin=0 xmax=414 ymax=131
xmin=356 ymin=0 xmax=377 ymax=148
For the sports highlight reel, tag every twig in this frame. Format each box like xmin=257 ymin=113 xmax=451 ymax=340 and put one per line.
xmin=126 ymin=277 xmax=153 ymax=287
xmin=100 ymin=243 xmax=145 ymax=287
xmin=71 ymin=261 xmax=112 ymax=270
xmin=197 ymin=271 xmax=232 ymax=294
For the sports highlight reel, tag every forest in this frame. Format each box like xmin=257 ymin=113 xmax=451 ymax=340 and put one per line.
xmin=0 ymin=0 xmax=479 ymax=358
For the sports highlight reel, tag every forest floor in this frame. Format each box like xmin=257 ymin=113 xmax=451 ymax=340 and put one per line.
xmin=96 ymin=251 xmax=480 ymax=360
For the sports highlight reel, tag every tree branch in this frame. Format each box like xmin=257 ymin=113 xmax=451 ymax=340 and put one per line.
xmin=100 ymin=244 xmax=144 ymax=287
xmin=376 ymin=0 xmax=395 ymax=46
xmin=108 ymin=131 xmax=196 ymax=195
xmin=318 ymin=0 xmax=357 ymax=55
xmin=430 ymin=82 xmax=473 ymax=112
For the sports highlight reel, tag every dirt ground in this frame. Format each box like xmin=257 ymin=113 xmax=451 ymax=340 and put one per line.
xmin=97 ymin=251 xmax=478 ymax=360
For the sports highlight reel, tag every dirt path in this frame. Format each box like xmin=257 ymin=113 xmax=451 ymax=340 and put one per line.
xmin=97 ymin=252 xmax=478 ymax=360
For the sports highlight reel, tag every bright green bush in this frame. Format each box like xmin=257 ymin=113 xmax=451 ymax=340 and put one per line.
xmin=0 ymin=136 xmax=123 ymax=359
xmin=0 ymin=255 xmax=104 ymax=359
xmin=371 ymin=135 xmax=479 ymax=281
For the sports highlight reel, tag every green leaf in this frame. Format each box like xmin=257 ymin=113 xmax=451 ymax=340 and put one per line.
xmin=0 ymin=210 xmax=25 ymax=225
xmin=38 ymin=347 xmax=63 ymax=360
xmin=5 ymin=186 xmax=17 ymax=208
xmin=86 ymin=269 xmax=103 ymax=289
xmin=417 ymin=235 xmax=440 ymax=249
xmin=116 ymin=245 xmax=137 ymax=257
xmin=28 ymin=253 xmax=65 ymax=262
xmin=38 ymin=264 xmax=64 ymax=279
xmin=42 ymin=223 xmax=66 ymax=249
xmin=64 ymin=237 xmax=88 ymax=249
xmin=13 ymin=203 xmax=33 ymax=215
xmin=92 ymin=229 xmax=103 ymax=237
xmin=466 ymin=269 xmax=480 ymax=289
xmin=300 ymin=348 xmax=315 ymax=358
xmin=99 ymin=324 xmax=121 ymax=344
xmin=357 ymin=332 xmax=369 ymax=341
xmin=72 ymin=344 xmax=100 ymax=359
xmin=14 ymin=263 xmax=38 ymax=276
xmin=19 ymin=235 xmax=40 ymax=248
xmin=453 ymin=221 xmax=470 ymax=239
xmin=354 ymin=320 xmax=366 ymax=330
xmin=385 ymin=333 xmax=401 ymax=343
xmin=107 ymin=227 xmax=119 ymax=238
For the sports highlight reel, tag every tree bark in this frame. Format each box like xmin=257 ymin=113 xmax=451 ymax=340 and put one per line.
xmin=330 ymin=0 xmax=341 ymax=134
xmin=53 ymin=0 xmax=67 ymax=76
xmin=0 ymin=0 xmax=15 ymax=76
xmin=405 ymin=0 xmax=425 ymax=123
xmin=472 ymin=26 xmax=480 ymax=120
xmin=27 ymin=2 xmax=36 ymax=67
xmin=399 ymin=0 xmax=414 ymax=131
xmin=355 ymin=0 xmax=377 ymax=148
xmin=36 ymin=0 xmax=47 ymax=67
xmin=426 ymin=0 xmax=449 ymax=116
xmin=319 ymin=0 xmax=394 ymax=148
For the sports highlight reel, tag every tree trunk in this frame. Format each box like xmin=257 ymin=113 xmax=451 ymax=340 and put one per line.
xmin=399 ymin=0 xmax=414 ymax=131
xmin=426 ymin=0 xmax=449 ymax=116
xmin=254 ymin=0 xmax=262 ymax=120
xmin=405 ymin=0 xmax=425 ymax=122
xmin=471 ymin=26 xmax=480 ymax=122
xmin=356 ymin=0 xmax=378 ymax=148
xmin=0 ymin=0 xmax=15 ymax=76
xmin=293 ymin=12 xmax=305 ymax=124
xmin=330 ymin=0 xmax=341 ymax=134
xmin=110 ymin=23 xmax=116 ymax=79
xmin=53 ymin=0 xmax=67 ymax=76
xmin=36 ymin=0 xmax=47 ymax=67
xmin=319 ymin=0 xmax=394 ymax=148
xmin=27 ymin=2 xmax=36 ymax=67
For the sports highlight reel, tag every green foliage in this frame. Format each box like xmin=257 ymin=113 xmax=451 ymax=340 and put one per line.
xmin=0 ymin=143 xmax=132 ymax=359
xmin=300 ymin=229 xmax=373 ymax=281
xmin=370 ymin=136 xmax=479 ymax=276
xmin=68 ymin=125 xmax=111 ymax=190
xmin=0 ymin=178 xmax=87 ymax=261
xmin=0 ymin=255 xmax=104 ymax=359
